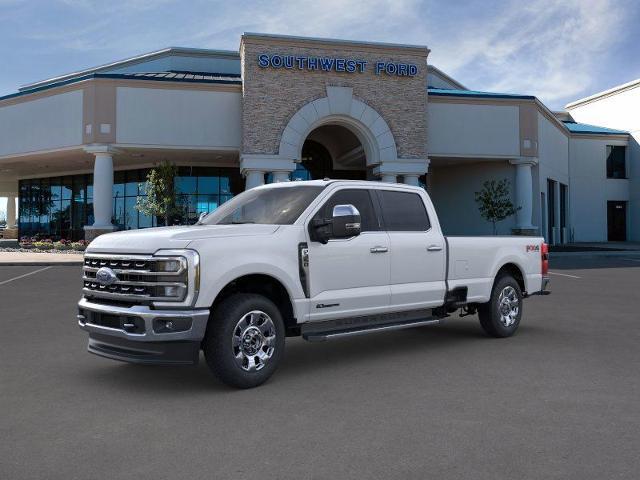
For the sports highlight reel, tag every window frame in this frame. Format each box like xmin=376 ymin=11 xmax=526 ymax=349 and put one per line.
xmin=307 ymin=187 xmax=382 ymax=239
xmin=606 ymin=145 xmax=627 ymax=179
xmin=374 ymin=189 xmax=432 ymax=233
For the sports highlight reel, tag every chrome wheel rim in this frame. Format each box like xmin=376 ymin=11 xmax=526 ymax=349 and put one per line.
xmin=498 ymin=286 xmax=519 ymax=327
xmin=232 ymin=310 xmax=276 ymax=372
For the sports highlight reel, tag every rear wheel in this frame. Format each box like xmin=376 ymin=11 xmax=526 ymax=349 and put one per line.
xmin=203 ymin=293 xmax=285 ymax=388
xmin=478 ymin=274 xmax=523 ymax=338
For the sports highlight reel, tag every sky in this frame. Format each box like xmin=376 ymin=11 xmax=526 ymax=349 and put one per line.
xmin=1 ymin=0 xmax=640 ymax=214
xmin=1 ymin=0 xmax=639 ymax=109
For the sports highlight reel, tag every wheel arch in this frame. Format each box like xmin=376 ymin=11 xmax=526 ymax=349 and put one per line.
xmin=494 ymin=262 xmax=526 ymax=293
xmin=211 ymin=273 xmax=298 ymax=335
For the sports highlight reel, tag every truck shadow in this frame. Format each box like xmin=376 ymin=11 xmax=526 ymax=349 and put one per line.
xmin=83 ymin=320 xmax=540 ymax=392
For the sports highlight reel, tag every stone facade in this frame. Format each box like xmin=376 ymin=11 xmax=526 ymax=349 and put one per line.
xmin=240 ymin=34 xmax=429 ymax=162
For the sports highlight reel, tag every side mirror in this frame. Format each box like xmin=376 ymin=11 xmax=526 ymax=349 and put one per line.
xmin=197 ymin=211 xmax=208 ymax=223
xmin=331 ymin=204 xmax=361 ymax=239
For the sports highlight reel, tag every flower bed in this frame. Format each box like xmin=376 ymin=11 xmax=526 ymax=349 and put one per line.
xmin=7 ymin=237 xmax=89 ymax=254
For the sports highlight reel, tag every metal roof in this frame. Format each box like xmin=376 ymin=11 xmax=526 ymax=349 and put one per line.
xmin=0 ymin=71 xmax=242 ymax=103
xmin=19 ymin=47 xmax=240 ymax=92
xmin=116 ymin=71 xmax=241 ymax=82
xmin=562 ymin=121 xmax=628 ymax=135
xmin=428 ymin=87 xmax=535 ymax=100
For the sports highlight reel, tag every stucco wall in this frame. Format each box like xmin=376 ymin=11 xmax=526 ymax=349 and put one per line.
xmin=568 ymin=87 xmax=639 ymax=241
xmin=429 ymin=161 xmax=517 ymax=236
xmin=536 ymin=113 xmax=569 ymax=237
xmin=115 ymin=87 xmax=242 ymax=148
xmin=569 ymin=137 xmax=630 ymax=241
xmin=0 ymin=90 xmax=83 ymax=156
xmin=240 ymin=36 xmax=428 ymax=159
xmin=427 ymin=102 xmax=520 ymax=157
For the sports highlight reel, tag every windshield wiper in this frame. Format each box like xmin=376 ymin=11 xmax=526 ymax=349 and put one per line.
xmin=226 ymin=220 xmax=256 ymax=224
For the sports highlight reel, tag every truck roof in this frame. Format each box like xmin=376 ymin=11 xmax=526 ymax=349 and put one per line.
xmin=256 ymin=179 xmax=425 ymax=192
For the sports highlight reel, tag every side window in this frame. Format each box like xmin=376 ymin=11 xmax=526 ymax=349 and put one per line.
xmin=315 ymin=189 xmax=380 ymax=231
xmin=378 ymin=190 xmax=431 ymax=231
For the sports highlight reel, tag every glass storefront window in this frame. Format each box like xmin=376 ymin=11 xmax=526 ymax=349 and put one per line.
xmin=18 ymin=166 xmax=242 ymax=240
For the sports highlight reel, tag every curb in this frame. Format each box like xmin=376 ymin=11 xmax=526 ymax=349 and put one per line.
xmin=0 ymin=261 xmax=83 ymax=266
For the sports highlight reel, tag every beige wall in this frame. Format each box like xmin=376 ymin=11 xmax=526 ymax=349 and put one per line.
xmin=427 ymin=102 xmax=520 ymax=157
xmin=116 ymin=86 xmax=242 ymax=148
xmin=0 ymin=90 xmax=83 ymax=157
xmin=240 ymin=35 xmax=429 ymax=159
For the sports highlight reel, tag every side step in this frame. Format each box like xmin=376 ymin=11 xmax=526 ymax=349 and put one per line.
xmin=302 ymin=317 xmax=442 ymax=342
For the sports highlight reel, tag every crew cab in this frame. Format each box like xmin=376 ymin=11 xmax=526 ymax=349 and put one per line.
xmin=78 ymin=180 xmax=550 ymax=388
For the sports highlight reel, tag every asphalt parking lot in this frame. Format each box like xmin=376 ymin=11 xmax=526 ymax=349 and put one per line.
xmin=1 ymin=256 xmax=639 ymax=479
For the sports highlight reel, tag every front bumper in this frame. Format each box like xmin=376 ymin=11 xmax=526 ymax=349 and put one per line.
xmin=78 ymin=297 xmax=210 ymax=365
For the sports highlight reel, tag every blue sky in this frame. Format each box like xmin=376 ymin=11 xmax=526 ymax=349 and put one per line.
xmin=1 ymin=0 xmax=639 ymax=109
xmin=1 ymin=0 xmax=640 ymax=215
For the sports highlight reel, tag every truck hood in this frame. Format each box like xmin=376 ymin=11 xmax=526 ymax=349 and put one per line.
xmin=86 ymin=224 xmax=280 ymax=254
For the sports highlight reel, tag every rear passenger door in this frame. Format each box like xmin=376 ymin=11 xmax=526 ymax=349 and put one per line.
xmin=376 ymin=189 xmax=446 ymax=311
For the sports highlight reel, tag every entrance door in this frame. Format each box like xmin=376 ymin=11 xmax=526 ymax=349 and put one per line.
xmin=547 ymin=179 xmax=556 ymax=243
xmin=607 ymin=201 xmax=627 ymax=241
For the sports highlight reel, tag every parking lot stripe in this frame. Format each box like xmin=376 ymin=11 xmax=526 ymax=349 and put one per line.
xmin=549 ymin=271 xmax=581 ymax=279
xmin=0 ymin=266 xmax=52 ymax=286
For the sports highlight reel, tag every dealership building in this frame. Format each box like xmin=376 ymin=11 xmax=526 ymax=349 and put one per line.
xmin=0 ymin=33 xmax=637 ymax=242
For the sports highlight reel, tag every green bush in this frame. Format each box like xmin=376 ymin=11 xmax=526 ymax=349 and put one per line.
xmin=70 ymin=242 xmax=87 ymax=251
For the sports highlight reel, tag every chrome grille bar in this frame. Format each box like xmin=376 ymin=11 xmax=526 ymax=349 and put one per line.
xmin=82 ymin=253 xmax=188 ymax=304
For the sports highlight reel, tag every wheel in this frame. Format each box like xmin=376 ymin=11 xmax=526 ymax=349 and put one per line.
xmin=477 ymin=274 xmax=523 ymax=338
xmin=203 ymin=293 xmax=285 ymax=388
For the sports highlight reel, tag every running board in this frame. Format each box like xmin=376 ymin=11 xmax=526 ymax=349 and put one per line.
xmin=302 ymin=317 xmax=442 ymax=342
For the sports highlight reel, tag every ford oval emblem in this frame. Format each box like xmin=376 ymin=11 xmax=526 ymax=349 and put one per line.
xmin=95 ymin=267 xmax=118 ymax=286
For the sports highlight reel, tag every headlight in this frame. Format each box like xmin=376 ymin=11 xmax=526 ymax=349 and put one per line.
xmin=156 ymin=258 xmax=184 ymax=273
xmin=152 ymin=249 xmax=200 ymax=309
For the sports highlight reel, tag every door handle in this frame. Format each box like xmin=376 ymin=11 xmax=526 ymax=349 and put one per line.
xmin=427 ymin=244 xmax=443 ymax=251
xmin=370 ymin=246 xmax=389 ymax=254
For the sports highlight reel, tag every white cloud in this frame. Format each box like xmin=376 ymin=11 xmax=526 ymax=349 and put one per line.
xmin=427 ymin=0 xmax=629 ymax=107
xmin=2 ymin=0 xmax=635 ymax=109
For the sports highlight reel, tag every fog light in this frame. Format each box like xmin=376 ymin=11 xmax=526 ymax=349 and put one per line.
xmin=153 ymin=317 xmax=192 ymax=333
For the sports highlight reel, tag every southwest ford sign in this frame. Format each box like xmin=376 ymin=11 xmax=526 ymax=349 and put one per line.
xmin=257 ymin=54 xmax=418 ymax=77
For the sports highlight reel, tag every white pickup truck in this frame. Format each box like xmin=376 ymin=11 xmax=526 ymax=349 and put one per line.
xmin=78 ymin=180 xmax=549 ymax=388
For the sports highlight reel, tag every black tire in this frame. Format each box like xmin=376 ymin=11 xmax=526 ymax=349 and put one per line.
xmin=203 ymin=293 xmax=285 ymax=389
xmin=477 ymin=274 xmax=523 ymax=338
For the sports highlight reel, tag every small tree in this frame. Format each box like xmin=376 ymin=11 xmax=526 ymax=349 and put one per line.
xmin=136 ymin=161 xmax=182 ymax=226
xmin=474 ymin=179 xmax=519 ymax=235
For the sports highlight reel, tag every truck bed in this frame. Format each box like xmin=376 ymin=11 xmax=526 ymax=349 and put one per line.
xmin=445 ymin=236 xmax=545 ymax=303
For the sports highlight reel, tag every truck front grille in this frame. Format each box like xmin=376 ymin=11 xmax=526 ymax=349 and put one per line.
xmin=83 ymin=254 xmax=188 ymax=305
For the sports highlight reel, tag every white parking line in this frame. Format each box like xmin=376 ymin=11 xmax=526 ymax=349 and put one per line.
xmin=0 ymin=266 xmax=52 ymax=286
xmin=548 ymin=271 xmax=581 ymax=279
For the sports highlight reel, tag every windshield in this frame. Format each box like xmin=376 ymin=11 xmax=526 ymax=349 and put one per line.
xmin=200 ymin=185 xmax=325 ymax=225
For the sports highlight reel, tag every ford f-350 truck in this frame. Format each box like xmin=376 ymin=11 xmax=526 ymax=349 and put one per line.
xmin=78 ymin=180 xmax=550 ymax=388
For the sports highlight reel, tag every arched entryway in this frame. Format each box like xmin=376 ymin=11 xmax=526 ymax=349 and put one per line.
xmin=296 ymin=124 xmax=369 ymax=180
xmin=241 ymin=86 xmax=429 ymax=189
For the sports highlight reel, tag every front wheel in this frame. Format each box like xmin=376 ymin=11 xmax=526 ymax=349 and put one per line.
xmin=203 ymin=293 xmax=285 ymax=388
xmin=477 ymin=275 xmax=523 ymax=338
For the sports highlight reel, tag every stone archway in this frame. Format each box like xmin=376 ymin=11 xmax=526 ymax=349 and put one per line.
xmin=278 ymin=86 xmax=398 ymax=168
xmin=240 ymin=85 xmax=429 ymax=188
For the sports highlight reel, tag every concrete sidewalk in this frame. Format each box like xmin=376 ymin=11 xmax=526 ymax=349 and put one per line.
xmin=0 ymin=251 xmax=83 ymax=266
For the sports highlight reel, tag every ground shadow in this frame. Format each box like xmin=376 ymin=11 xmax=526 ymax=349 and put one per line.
xmin=76 ymin=319 xmax=542 ymax=392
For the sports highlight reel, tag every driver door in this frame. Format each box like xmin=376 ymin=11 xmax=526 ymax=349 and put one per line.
xmin=305 ymin=188 xmax=391 ymax=322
